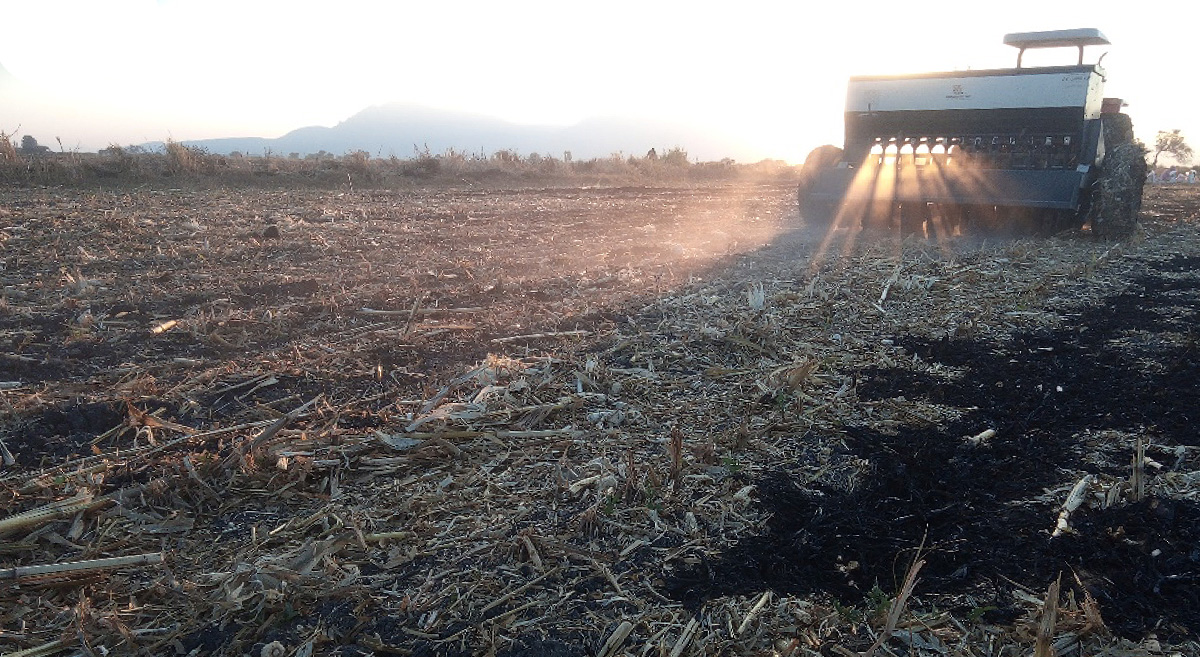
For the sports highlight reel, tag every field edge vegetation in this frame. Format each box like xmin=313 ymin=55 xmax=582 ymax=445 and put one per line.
xmin=0 ymin=135 xmax=800 ymax=189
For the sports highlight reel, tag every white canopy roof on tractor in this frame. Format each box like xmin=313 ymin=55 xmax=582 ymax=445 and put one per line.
xmin=1003 ymin=28 xmax=1110 ymax=67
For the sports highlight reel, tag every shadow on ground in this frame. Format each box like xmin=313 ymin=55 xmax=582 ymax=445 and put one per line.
xmin=668 ymin=254 xmax=1200 ymax=641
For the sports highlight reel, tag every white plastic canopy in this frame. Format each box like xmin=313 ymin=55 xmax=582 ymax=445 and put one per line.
xmin=1003 ymin=28 xmax=1110 ymax=67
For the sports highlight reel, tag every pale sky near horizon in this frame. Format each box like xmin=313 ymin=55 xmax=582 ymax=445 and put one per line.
xmin=1 ymin=0 xmax=1197 ymax=163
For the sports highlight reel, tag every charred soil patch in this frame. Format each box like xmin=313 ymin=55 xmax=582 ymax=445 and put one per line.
xmin=671 ymin=243 xmax=1200 ymax=640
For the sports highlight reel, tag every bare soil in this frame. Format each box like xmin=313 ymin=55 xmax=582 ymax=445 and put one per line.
xmin=1 ymin=182 xmax=1199 ymax=656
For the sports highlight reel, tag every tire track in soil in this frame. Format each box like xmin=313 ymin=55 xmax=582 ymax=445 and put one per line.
xmin=668 ymin=253 xmax=1200 ymax=641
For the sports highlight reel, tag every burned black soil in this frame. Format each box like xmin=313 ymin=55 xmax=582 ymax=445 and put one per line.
xmin=2 ymin=400 xmax=125 ymax=467
xmin=669 ymin=253 xmax=1200 ymax=640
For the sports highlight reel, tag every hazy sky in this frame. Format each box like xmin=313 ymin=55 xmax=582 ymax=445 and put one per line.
xmin=1 ymin=0 xmax=1197 ymax=163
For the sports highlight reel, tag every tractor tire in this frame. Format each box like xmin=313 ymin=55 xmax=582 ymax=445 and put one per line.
xmin=1089 ymin=114 xmax=1147 ymax=238
xmin=1102 ymin=112 xmax=1136 ymax=146
xmin=797 ymin=145 xmax=843 ymax=226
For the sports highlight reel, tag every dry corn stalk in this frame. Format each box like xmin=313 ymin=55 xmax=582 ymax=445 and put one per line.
xmin=149 ymin=319 xmax=178 ymax=334
xmin=1051 ymin=475 xmax=1093 ymax=538
xmin=1075 ymin=573 xmax=1109 ymax=636
xmin=747 ymin=282 xmax=766 ymax=311
xmin=0 ymin=552 xmax=163 ymax=580
xmin=0 ymin=639 xmax=69 ymax=657
xmin=770 ymin=360 xmax=819 ymax=393
xmin=1103 ymin=479 xmax=1126 ymax=508
xmin=967 ymin=428 xmax=997 ymax=446
xmin=596 ymin=621 xmax=634 ymax=657
xmin=863 ymin=558 xmax=924 ymax=657
xmin=0 ymin=492 xmax=102 ymax=537
xmin=0 ymin=436 xmax=15 ymax=466
xmin=622 ymin=449 xmax=640 ymax=502
xmin=478 ymin=566 xmax=562 ymax=617
xmin=490 ymin=329 xmax=590 ymax=344
xmin=1131 ymin=436 xmax=1146 ymax=502
xmin=668 ymin=616 xmax=700 ymax=657
xmin=222 ymin=395 xmax=321 ymax=468
xmin=1033 ymin=576 xmax=1061 ymax=657
xmin=736 ymin=590 xmax=772 ymax=636
xmin=667 ymin=426 xmax=684 ymax=489
xmin=879 ymin=264 xmax=903 ymax=305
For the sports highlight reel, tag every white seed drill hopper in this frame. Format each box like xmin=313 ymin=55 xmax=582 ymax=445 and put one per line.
xmin=799 ymin=28 xmax=1145 ymax=237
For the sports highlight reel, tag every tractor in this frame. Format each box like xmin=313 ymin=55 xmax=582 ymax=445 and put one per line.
xmin=798 ymin=28 xmax=1145 ymax=237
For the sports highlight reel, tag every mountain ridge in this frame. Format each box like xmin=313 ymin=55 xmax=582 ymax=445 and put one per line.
xmin=177 ymin=102 xmax=756 ymax=162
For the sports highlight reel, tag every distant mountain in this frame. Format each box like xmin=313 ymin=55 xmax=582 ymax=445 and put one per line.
xmin=178 ymin=102 xmax=754 ymax=162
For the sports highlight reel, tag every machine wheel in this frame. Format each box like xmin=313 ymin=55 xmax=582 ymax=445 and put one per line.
xmin=797 ymin=145 xmax=843 ymax=227
xmin=1089 ymin=114 xmax=1147 ymax=238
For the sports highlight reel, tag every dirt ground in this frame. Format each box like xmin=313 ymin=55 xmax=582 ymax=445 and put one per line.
xmin=1 ymin=182 xmax=1199 ymax=656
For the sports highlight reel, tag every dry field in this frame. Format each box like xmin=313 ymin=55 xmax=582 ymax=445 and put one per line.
xmin=1 ymin=182 xmax=1199 ymax=657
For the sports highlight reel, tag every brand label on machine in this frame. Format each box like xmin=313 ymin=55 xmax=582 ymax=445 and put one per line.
xmin=946 ymin=84 xmax=972 ymax=101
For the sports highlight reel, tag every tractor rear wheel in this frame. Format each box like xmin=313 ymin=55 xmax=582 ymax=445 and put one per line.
xmin=1089 ymin=114 xmax=1147 ymax=238
xmin=797 ymin=145 xmax=843 ymax=227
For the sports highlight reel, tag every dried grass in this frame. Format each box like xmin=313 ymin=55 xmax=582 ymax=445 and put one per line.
xmin=0 ymin=144 xmax=795 ymax=188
